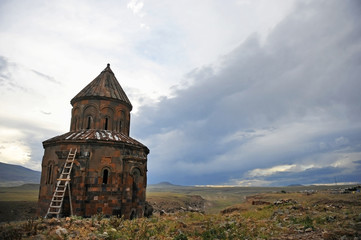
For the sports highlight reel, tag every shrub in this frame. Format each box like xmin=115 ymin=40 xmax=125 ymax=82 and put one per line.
xmin=174 ymin=232 xmax=188 ymax=240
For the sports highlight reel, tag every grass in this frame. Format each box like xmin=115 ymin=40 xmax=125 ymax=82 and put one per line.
xmin=0 ymin=184 xmax=39 ymax=202
xmin=0 ymin=186 xmax=360 ymax=239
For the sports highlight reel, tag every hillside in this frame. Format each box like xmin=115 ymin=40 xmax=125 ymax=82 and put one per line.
xmin=1 ymin=189 xmax=360 ymax=239
xmin=0 ymin=162 xmax=41 ymax=186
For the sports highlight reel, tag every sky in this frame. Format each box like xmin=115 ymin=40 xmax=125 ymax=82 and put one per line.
xmin=0 ymin=0 xmax=360 ymax=186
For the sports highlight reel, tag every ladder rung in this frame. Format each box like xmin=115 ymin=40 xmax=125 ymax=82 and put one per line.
xmin=48 ymin=211 xmax=60 ymax=214
xmin=57 ymin=178 xmax=70 ymax=181
xmin=52 ymin=200 xmax=62 ymax=202
xmin=56 ymin=190 xmax=65 ymax=193
xmin=50 ymin=205 xmax=61 ymax=208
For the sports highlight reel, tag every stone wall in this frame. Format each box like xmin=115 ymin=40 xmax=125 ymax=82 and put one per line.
xmin=70 ymin=99 xmax=131 ymax=135
xmin=37 ymin=142 xmax=147 ymax=219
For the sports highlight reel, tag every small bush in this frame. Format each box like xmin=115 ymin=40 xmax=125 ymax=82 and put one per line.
xmin=0 ymin=225 xmax=22 ymax=240
xmin=22 ymin=218 xmax=38 ymax=236
xmin=174 ymin=232 xmax=188 ymax=240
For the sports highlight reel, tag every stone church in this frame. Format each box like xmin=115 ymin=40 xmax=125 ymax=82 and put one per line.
xmin=37 ymin=64 xmax=149 ymax=219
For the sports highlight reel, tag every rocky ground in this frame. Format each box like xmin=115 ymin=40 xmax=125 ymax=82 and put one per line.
xmin=1 ymin=189 xmax=360 ymax=239
xmin=147 ymin=194 xmax=206 ymax=215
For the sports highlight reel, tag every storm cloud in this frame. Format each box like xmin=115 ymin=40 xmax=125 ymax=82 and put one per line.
xmin=132 ymin=1 xmax=361 ymax=186
xmin=0 ymin=0 xmax=360 ymax=186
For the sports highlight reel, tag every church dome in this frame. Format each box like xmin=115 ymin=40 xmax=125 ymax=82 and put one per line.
xmin=71 ymin=64 xmax=132 ymax=110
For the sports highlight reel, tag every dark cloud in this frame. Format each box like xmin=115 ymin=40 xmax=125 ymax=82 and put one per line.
xmin=131 ymin=0 xmax=361 ymax=185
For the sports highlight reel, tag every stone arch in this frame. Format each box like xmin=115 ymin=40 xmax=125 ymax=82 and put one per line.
xmin=130 ymin=167 xmax=143 ymax=177
xmin=83 ymin=104 xmax=98 ymax=129
xmin=71 ymin=107 xmax=81 ymax=131
xmin=101 ymin=166 xmax=112 ymax=184
xmin=131 ymin=167 xmax=142 ymax=203
xmin=101 ymin=107 xmax=114 ymax=130
xmin=46 ymin=160 xmax=55 ymax=184
xmin=118 ymin=110 xmax=126 ymax=133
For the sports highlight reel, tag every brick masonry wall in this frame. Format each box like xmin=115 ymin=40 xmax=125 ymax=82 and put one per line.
xmin=71 ymin=99 xmax=131 ymax=135
xmin=37 ymin=142 xmax=147 ymax=219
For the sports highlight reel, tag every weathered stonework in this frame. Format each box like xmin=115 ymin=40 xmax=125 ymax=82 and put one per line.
xmin=37 ymin=64 xmax=149 ymax=219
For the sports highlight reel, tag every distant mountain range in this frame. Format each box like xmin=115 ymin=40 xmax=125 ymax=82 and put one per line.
xmin=0 ymin=162 xmax=41 ymax=186
xmin=0 ymin=162 xmax=179 ymax=188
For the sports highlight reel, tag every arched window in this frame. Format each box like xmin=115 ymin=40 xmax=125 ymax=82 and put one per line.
xmin=83 ymin=105 xmax=97 ymax=129
xmin=120 ymin=111 xmax=125 ymax=133
xmin=119 ymin=120 xmax=122 ymax=132
xmin=102 ymin=169 xmax=109 ymax=184
xmin=74 ymin=118 xmax=78 ymax=130
xmin=86 ymin=116 xmax=92 ymax=129
xmin=46 ymin=164 xmax=53 ymax=184
xmin=132 ymin=181 xmax=137 ymax=202
xmin=104 ymin=117 xmax=109 ymax=130
xmin=131 ymin=168 xmax=141 ymax=202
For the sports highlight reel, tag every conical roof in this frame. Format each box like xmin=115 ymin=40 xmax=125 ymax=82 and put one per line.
xmin=43 ymin=129 xmax=149 ymax=154
xmin=71 ymin=64 xmax=132 ymax=110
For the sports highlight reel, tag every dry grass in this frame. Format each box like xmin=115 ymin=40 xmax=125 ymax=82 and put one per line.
xmin=1 ymin=190 xmax=360 ymax=239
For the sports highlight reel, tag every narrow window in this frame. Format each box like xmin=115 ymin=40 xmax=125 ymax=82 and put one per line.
xmin=104 ymin=117 xmax=109 ymax=130
xmin=132 ymin=181 xmax=137 ymax=202
xmin=131 ymin=168 xmax=140 ymax=202
xmin=120 ymin=111 xmax=125 ymax=132
xmin=74 ymin=118 xmax=77 ymax=130
xmin=119 ymin=120 xmax=122 ymax=132
xmin=46 ymin=164 xmax=53 ymax=184
xmin=102 ymin=169 xmax=109 ymax=184
xmin=86 ymin=116 xmax=92 ymax=129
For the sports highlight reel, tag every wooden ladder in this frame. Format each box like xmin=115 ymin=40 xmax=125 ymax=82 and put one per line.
xmin=45 ymin=148 xmax=77 ymax=218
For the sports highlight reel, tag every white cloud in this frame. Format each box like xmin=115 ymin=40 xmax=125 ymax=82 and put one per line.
xmin=229 ymin=179 xmax=274 ymax=187
xmin=247 ymin=164 xmax=297 ymax=177
xmin=127 ymin=0 xmax=144 ymax=16
xmin=0 ymin=127 xmax=31 ymax=165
